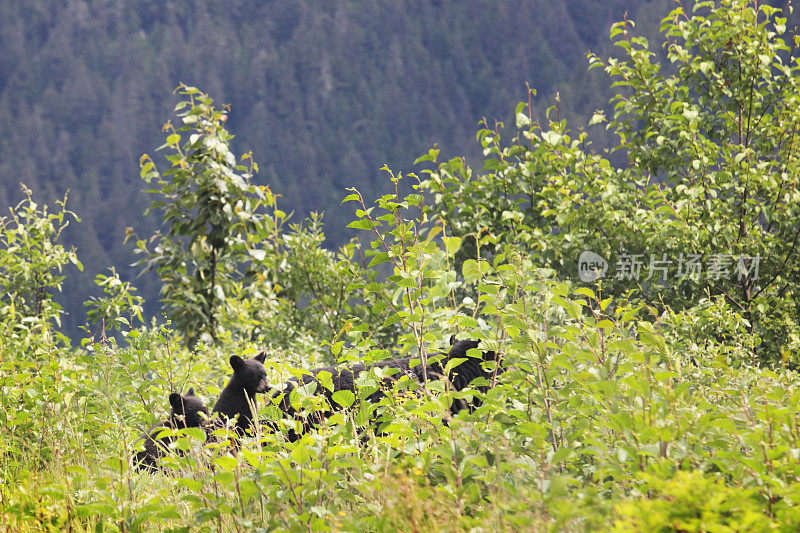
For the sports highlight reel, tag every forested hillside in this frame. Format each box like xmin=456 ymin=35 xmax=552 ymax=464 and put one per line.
xmin=0 ymin=0 xmax=662 ymax=337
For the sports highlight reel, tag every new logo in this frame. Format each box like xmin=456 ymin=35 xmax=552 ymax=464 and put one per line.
xmin=578 ymin=251 xmax=608 ymax=282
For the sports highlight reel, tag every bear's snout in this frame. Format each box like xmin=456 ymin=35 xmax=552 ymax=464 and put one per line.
xmin=255 ymin=376 xmax=270 ymax=393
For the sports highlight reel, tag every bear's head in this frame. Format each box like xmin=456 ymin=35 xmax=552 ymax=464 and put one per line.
xmin=229 ymin=351 xmax=271 ymax=395
xmin=168 ymin=387 xmax=209 ymax=429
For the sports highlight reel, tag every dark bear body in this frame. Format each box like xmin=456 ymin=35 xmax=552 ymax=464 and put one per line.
xmin=266 ymin=357 xmax=417 ymax=440
xmin=411 ymin=338 xmax=502 ymax=414
xmin=282 ymin=356 xmax=417 ymax=406
xmin=264 ymin=339 xmax=500 ymax=441
xmin=134 ymin=388 xmax=209 ymax=472
xmin=211 ymin=351 xmax=270 ymax=435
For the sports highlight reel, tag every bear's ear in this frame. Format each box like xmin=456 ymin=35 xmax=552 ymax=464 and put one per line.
xmin=169 ymin=392 xmax=183 ymax=410
xmin=449 ymin=334 xmax=456 ymax=346
xmin=255 ymin=351 xmax=267 ymax=363
xmin=230 ymin=355 xmax=244 ymax=371
xmin=186 ymin=387 xmax=196 ymax=396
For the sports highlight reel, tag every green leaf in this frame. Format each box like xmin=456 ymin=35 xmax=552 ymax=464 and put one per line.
xmin=341 ymin=193 xmax=360 ymax=204
xmin=515 ymin=111 xmax=531 ymax=129
xmin=317 ymin=371 xmax=334 ymax=392
xmin=462 ymin=259 xmax=481 ymax=282
xmin=413 ymin=148 xmax=440 ymax=165
xmin=551 ymin=447 xmax=574 ymax=463
xmin=542 ymin=131 xmax=562 ymax=145
xmin=347 ymin=219 xmax=374 ymax=231
xmin=574 ymin=287 xmax=595 ymax=300
xmin=213 ymin=456 xmax=238 ymax=471
xmin=368 ymin=252 xmax=390 ymax=267
xmin=589 ymin=111 xmax=606 ymax=125
xmin=331 ymin=340 xmax=345 ymax=357
xmin=291 ymin=442 xmax=311 ymax=463
xmin=249 ymin=249 xmax=267 ymax=261
xmin=331 ymin=390 xmax=355 ymax=408
xmin=442 ymin=236 xmax=462 ymax=255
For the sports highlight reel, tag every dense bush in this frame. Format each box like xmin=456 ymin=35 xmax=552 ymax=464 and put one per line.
xmin=421 ymin=0 xmax=800 ymax=366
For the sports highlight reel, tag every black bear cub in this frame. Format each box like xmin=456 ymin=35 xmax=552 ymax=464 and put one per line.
xmin=134 ymin=388 xmax=209 ymax=472
xmin=211 ymin=351 xmax=270 ymax=435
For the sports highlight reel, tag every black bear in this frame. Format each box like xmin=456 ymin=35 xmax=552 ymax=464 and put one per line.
xmin=262 ymin=339 xmax=500 ymax=441
xmin=262 ymin=356 xmax=418 ymax=441
xmin=411 ymin=338 xmax=503 ymax=414
xmin=211 ymin=351 xmax=271 ymax=436
xmin=134 ymin=387 xmax=209 ymax=472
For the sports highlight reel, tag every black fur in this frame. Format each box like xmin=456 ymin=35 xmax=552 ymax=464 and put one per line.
xmin=134 ymin=388 xmax=209 ymax=472
xmin=264 ymin=357 xmax=416 ymax=440
xmin=411 ymin=338 xmax=502 ymax=414
xmin=263 ymin=339 xmax=500 ymax=441
xmin=212 ymin=351 xmax=270 ymax=435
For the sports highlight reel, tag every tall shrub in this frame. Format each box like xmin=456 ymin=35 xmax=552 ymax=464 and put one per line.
xmin=0 ymin=185 xmax=81 ymax=352
xmin=133 ymin=85 xmax=280 ymax=346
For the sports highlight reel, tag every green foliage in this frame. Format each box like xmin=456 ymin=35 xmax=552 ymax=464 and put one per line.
xmin=10 ymin=235 xmax=800 ymax=529
xmin=0 ymin=0 xmax=653 ymax=341
xmin=421 ymin=0 xmax=800 ymax=365
xmin=342 ymin=169 xmax=462 ymax=367
xmin=132 ymin=85 xmax=395 ymax=355
xmin=593 ymin=0 xmax=800 ymax=364
xmin=8 ymin=2 xmax=800 ymax=531
xmin=229 ymin=212 xmax=387 ymax=355
xmin=0 ymin=185 xmax=81 ymax=352
xmin=132 ymin=84 xmax=280 ymax=347
xmin=612 ymin=470 xmax=776 ymax=531
xmin=84 ymin=267 xmax=145 ymax=338
xmin=0 ymin=319 xmax=228 ymax=531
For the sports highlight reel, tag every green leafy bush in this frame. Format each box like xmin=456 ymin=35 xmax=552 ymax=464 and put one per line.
xmin=420 ymin=0 xmax=800 ymax=365
xmin=131 ymin=84 xmax=279 ymax=347
xmin=0 ymin=185 xmax=81 ymax=352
